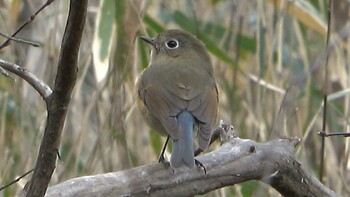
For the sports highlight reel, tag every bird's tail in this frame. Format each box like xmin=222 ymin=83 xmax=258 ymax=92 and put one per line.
xmin=170 ymin=111 xmax=195 ymax=168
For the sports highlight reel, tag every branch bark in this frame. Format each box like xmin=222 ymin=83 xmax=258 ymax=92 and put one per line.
xmin=25 ymin=0 xmax=87 ymax=196
xmin=0 ymin=59 xmax=52 ymax=99
xmin=45 ymin=137 xmax=339 ymax=197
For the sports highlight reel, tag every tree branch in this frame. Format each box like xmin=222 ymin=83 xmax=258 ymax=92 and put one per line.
xmin=45 ymin=137 xmax=339 ymax=197
xmin=0 ymin=59 xmax=52 ymax=99
xmin=25 ymin=0 xmax=87 ymax=196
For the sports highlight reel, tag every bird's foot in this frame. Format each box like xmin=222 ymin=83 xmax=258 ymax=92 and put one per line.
xmin=158 ymin=154 xmax=167 ymax=163
xmin=158 ymin=154 xmax=171 ymax=168
xmin=158 ymin=154 xmax=169 ymax=163
xmin=195 ymin=159 xmax=207 ymax=175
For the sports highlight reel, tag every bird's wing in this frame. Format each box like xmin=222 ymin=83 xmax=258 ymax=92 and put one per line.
xmin=188 ymin=81 xmax=219 ymax=150
xmin=139 ymin=84 xmax=185 ymax=140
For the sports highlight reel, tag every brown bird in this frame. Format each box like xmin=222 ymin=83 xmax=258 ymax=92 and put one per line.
xmin=137 ymin=29 xmax=219 ymax=168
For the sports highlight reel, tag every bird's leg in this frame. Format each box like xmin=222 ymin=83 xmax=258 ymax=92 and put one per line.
xmin=195 ymin=159 xmax=207 ymax=174
xmin=158 ymin=135 xmax=170 ymax=163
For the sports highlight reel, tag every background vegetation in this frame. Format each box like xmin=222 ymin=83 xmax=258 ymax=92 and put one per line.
xmin=0 ymin=0 xmax=349 ymax=196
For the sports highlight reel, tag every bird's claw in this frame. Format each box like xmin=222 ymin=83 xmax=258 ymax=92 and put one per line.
xmin=195 ymin=159 xmax=207 ymax=174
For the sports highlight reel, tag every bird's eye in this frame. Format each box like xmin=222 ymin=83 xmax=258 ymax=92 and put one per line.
xmin=165 ymin=39 xmax=179 ymax=49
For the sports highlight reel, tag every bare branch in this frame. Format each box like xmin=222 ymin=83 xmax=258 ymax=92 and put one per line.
xmin=0 ymin=59 xmax=52 ymax=99
xmin=0 ymin=32 xmax=41 ymax=47
xmin=318 ymin=131 xmax=350 ymax=137
xmin=0 ymin=169 xmax=33 ymax=191
xmin=0 ymin=0 xmax=55 ymax=50
xmin=46 ymin=138 xmax=339 ymax=197
xmin=26 ymin=0 xmax=88 ymax=196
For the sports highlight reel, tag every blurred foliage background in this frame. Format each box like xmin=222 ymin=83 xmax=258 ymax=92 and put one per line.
xmin=0 ymin=0 xmax=350 ymax=196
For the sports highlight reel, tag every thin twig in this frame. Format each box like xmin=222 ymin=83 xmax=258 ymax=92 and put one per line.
xmin=318 ymin=131 xmax=350 ymax=137
xmin=320 ymin=0 xmax=332 ymax=183
xmin=0 ymin=169 xmax=34 ymax=191
xmin=0 ymin=32 xmax=41 ymax=47
xmin=231 ymin=15 xmax=243 ymax=117
xmin=0 ymin=0 xmax=55 ymax=50
xmin=0 ymin=65 xmax=16 ymax=81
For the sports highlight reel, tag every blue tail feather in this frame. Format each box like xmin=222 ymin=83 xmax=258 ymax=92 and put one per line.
xmin=170 ymin=111 xmax=195 ymax=168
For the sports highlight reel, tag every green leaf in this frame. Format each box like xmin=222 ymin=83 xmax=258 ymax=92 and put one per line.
xmin=241 ymin=181 xmax=259 ymax=197
xmin=139 ymin=41 xmax=150 ymax=69
xmin=144 ymin=15 xmax=166 ymax=33
xmin=172 ymin=11 xmax=196 ymax=33
xmin=239 ymin=35 xmax=256 ymax=53
xmin=96 ymin=0 xmax=115 ymax=61
xmin=150 ymin=129 xmax=164 ymax=155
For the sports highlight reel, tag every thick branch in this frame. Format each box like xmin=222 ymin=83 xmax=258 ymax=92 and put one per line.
xmin=0 ymin=59 xmax=52 ymax=99
xmin=45 ymin=138 xmax=339 ymax=197
xmin=26 ymin=0 xmax=87 ymax=196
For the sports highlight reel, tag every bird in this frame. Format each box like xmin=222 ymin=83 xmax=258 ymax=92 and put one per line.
xmin=136 ymin=29 xmax=219 ymax=168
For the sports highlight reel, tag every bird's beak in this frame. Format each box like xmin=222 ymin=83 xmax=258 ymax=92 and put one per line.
xmin=140 ymin=36 xmax=156 ymax=47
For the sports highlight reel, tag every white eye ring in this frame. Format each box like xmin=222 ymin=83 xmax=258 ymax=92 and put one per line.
xmin=165 ymin=39 xmax=179 ymax=49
